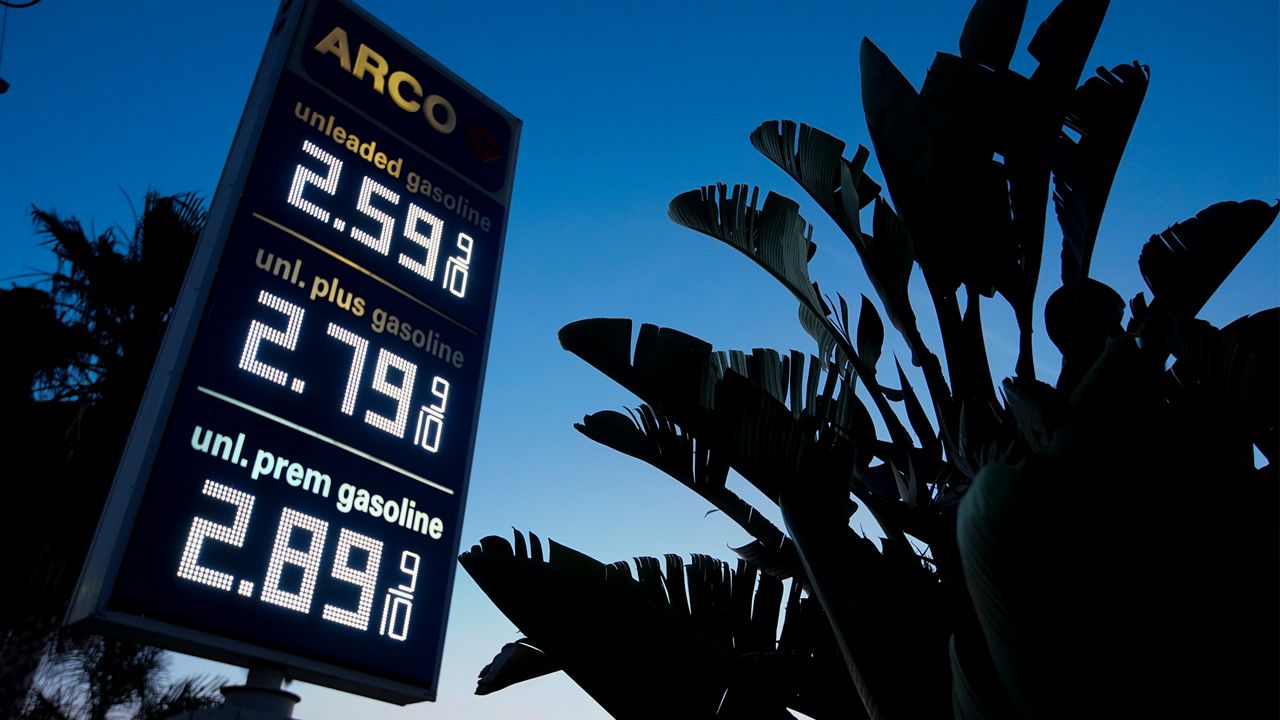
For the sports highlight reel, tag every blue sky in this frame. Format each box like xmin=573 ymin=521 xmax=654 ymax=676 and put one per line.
xmin=2 ymin=1 xmax=1275 ymax=717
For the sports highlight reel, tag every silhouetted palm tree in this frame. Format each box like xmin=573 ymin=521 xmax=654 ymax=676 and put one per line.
xmin=1 ymin=191 xmax=218 ymax=717
xmin=20 ymin=634 xmax=220 ymax=720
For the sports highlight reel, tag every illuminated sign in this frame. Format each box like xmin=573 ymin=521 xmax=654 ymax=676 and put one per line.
xmin=67 ymin=0 xmax=519 ymax=704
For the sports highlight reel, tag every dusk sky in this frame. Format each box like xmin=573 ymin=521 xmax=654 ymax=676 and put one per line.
xmin=1 ymin=0 xmax=1275 ymax=718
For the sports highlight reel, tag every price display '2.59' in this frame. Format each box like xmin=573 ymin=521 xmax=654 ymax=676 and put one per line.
xmin=287 ymin=139 xmax=475 ymax=302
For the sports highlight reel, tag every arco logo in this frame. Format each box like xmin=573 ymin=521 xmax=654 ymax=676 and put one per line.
xmin=312 ymin=26 xmax=457 ymax=136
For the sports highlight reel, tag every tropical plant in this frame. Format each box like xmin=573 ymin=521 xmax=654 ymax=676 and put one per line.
xmin=0 ymin=191 xmax=217 ymax=717
xmin=460 ymin=1 xmax=1278 ymax=718
xmin=20 ymin=632 xmax=221 ymax=720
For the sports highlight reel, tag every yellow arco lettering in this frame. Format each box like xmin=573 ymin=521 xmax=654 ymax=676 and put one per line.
xmin=312 ymin=26 xmax=457 ymax=136
xmin=312 ymin=27 xmax=351 ymax=71
xmin=353 ymin=44 xmax=389 ymax=94
xmin=423 ymin=95 xmax=456 ymax=133
xmin=388 ymin=70 xmax=423 ymax=112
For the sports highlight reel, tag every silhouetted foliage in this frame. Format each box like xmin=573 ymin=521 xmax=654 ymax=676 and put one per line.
xmin=1 ymin=192 xmax=217 ymax=717
xmin=19 ymin=631 xmax=221 ymax=720
xmin=462 ymin=1 xmax=1277 ymax=718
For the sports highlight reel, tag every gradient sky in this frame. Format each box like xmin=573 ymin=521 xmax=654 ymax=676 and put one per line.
xmin=1 ymin=1 xmax=1275 ymax=717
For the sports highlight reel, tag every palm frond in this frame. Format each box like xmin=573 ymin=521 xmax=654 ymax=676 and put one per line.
xmin=135 ymin=676 xmax=222 ymax=720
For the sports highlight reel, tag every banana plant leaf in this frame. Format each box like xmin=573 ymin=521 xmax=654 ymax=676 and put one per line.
xmin=958 ymin=334 xmax=1279 ymax=718
xmin=750 ymin=120 xmax=938 ymax=385
xmin=559 ymin=318 xmax=716 ymax=432
xmin=865 ymin=47 xmax=1027 ymax=302
xmin=1137 ymin=199 xmax=1280 ymax=318
xmin=1043 ymin=277 xmax=1125 ymax=392
xmin=863 ymin=41 xmax=1014 ymax=405
xmin=1152 ymin=309 xmax=1280 ymax=465
xmin=1009 ymin=0 xmax=1110 ymax=379
xmin=860 ymin=39 xmax=929 ymax=271
xmin=668 ymin=183 xmax=913 ymax=445
xmin=475 ymin=639 xmax=560 ymax=696
xmin=860 ymin=196 xmax=958 ymax=421
xmin=862 ymin=199 xmax=921 ymax=366
xmin=896 ymin=359 xmax=940 ymax=461
xmin=461 ymin=532 xmax=850 ymax=719
xmin=749 ymin=120 xmax=881 ymax=235
xmin=559 ymin=317 xmax=867 ymax=441
xmin=1026 ymin=0 xmax=1108 ymax=94
xmin=1052 ymin=61 xmax=1150 ymax=286
xmin=959 ymin=0 xmax=1028 ymax=71
xmin=700 ymin=370 xmax=952 ymax=718
xmin=709 ymin=348 xmax=809 ymax=417
xmin=917 ymin=52 xmax=1023 ymax=299
xmin=998 ymin=376 xmax=1061 ymax=453
xmin=1220 ymin=308 xmax=1280 ymax=463
xmin=780 ymin=479 xmax=951 ymax=720
xmin=856 ymin=296 xmax=885 ymax=382
xmin=666 ymin=184 xmax=836 ymax=362
xmin=655 ymin=337 xmax=963 ymax=567
xmin=561 ymin=317 xmax=910 ymax=474
xmin=667 ymin=184 xmax=821 ymax=315
xmin=575 ymin=405 xmax=802 ymax=579
xmin=863 ymin=0 xmax=1110 ymax=386
xmin=709 ymin=371 xmax=868 ymax=506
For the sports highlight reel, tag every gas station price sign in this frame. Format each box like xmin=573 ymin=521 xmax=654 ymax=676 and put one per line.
xmin=68 ymin=0 xmax=519 ymax=704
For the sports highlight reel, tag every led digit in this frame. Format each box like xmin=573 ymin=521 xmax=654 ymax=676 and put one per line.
xmin=399 ymin=203 xmax=443 ymax=280
xmin=379 ymin=595 xmax=413 ymax=642
xmin=378 ymin=550 xmax=420 ymax=641
xmin=414 ymin=408 xmax=443 ymax=453
xmin=413 ymin=377 xmax=449 ymax=453
xmin=261 ymin=508 xmax=329 ymax=614
xmin=287 ymin=140 xmax=343 ymax=222
xmin=364 ymin=348 xmax=417 ymax=439
xmin=326 ymin=322 xmax=369 ymax=415
xmin=426 ymin=376 xmax=449 ymax=415
xmin=398 ymin=550 xmax=421 ymax=593
xmin=443 ymin=233 xmax=473 ymax=298
xmin=238 ymin=290 xmax=305 ymax=385
xmin=176 ymin=480 xmax=255 ymax=591
xmin=321 ymin=528 xmax=384 ymax=631
xmin=351 ymin=176 xmax=400 ymax=255
xmin=452 ymin=232 xmax=474 ymax=265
